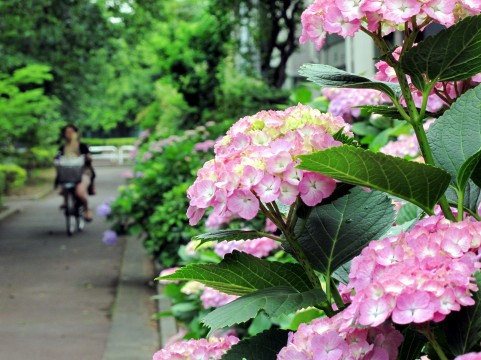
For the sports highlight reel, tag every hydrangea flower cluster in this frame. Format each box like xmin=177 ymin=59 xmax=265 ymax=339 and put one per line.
xmin=152 ymin=336 xmax=240 ymax=360
xmin=214 ymin=237 xmax=279 ymax=259
xmin=323 ymin=88 xmax=384 ymax=122
xmin=375 ymin=54 xmax=481 ymax=112
xmin=96 ymin=202 xmax=112 ymax=218
xmin=340 ymin=216 xmax=481 ymax=329
xmin=194 ymin=139 xmax=216 ymax=152
xmin=277 ymin=315 xmax=403 ymax=359
xmin=300 ymin=0 xmax=481 ymax=50
xmin=380 ymin=134 xmax=420 ymax=158
xmin=455 ymin=353 xmax=481 ymax=360
xmin=200 ymin=287 xmax=239 ymax=308
xmin=187 ymin=104 xmax=351 ymax=225
xmin=102 ymin=230 xmax=118 ymax=245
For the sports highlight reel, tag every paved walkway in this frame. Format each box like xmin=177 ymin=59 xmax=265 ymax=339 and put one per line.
xmin=0 ymin=166 xmax=158 ymax=360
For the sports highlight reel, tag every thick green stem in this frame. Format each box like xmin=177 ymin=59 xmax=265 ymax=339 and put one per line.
xmin=285 ymin=233 xmax=321 ymax=289
xmin=411 ymin=121 xmax=456 ymax=221
xmin=457 ymin=189 xmax=465 ymax=221
xmin=330 ymin=277 xmax=345 ymax=309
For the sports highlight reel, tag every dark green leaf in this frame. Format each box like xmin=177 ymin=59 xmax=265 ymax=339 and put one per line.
xmin=222 ymin=328 xmax=289 ymax=360
xmin=398 ymin=328 xmax=426 ymax=360
xmin=203 ymin=286 xmax=325 ymax=330
xmin=472 ymin=160 xmax=481 ymax=188
xmin=297 ymin=146 xmax=451 ymax=214
xmin=427 ymin=85 xmax=481 ymax=212
xmin=443 ymin=272 xmax=481 ymax=355
xmin=157 ymin=251 xmax=313 ymax=296
xmin=193 ymin=230 xmax=266 ymax=245
xmin=299 ymin=63 xmax=402 ymax=99
xmin=292 ymin=187 xmax=395 ymax=274
xmin=402 ymin=15 xmax=481 ymax=82
xmin=457 ymin=150 xmax=481 ymax=193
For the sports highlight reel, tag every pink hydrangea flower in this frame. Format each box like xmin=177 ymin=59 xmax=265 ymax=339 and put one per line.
xmin=214 ymin=237 xmax=280 ymax=259
xmin=277 ymin=315 xmax=403 ymax=359
xmin=339 ymin=216 xmax=481 ymax=328
xmin=300 ymin=0 xmax=481 ymax=49
xmin=374 ymin=50 xmax=481 ymax=112
xmin=187 ymin=104 xmax=351 ymax=225
xmin=322 ymin=88 xmax=385 ymax=122
xmin=455 ymin=353 xmax=481 ymax=360
xmin=153 ymin=336 xmax=240 ymax=360
xmin=201 ymin=287 xmax=239 ymax=308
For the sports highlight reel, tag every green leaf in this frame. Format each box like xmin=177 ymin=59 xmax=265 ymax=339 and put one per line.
xmin=157 ymin=251 xmax=313 ymax=296
xmin=398 ymin=328 xmax=426 ymax=360
xmin=222 ymin=328 xmax=289 ymax=360
xmin=457 ymin=150 xmax=481 ymax=193
xmin=332 ymin=128 xmax=359 ymax=147
xmin=351 ymin=122 xmax=380 ymax=136
xmin=397 ymin=203 xmax=422 ymax=225
xmin=297 ymin=145 xmax=451 ymax=214
xmin=193 ymin=230 xmax=266 ymax=245
xmin=203 ymin=286 xmax=325 ymax=331
xmin=247 ymin=312 xmax=272 ymax=337
xmin=292 ymin=187 xmax=395 ymax=274
xmin=472 ymin=160 xmax=481 ymax=188
xmin=402 ymin=15 xmax=481 ymax=83
xmin=427 ymin=85 xmax=481 ymax=212
xmin=443 ymin=272 xmax=481 ymax=355
xmin=359 ymin=104 xmax=406 ymax=120
xmin=299 ymin=63 xmax=402 ymax=99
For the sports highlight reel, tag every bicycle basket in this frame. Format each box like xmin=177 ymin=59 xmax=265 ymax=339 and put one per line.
xmin=56 ymin=156 xmax=85 ymax=183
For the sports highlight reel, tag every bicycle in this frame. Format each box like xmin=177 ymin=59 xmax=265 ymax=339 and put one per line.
xmin=55 ymin=156 xmax=86 ymax=236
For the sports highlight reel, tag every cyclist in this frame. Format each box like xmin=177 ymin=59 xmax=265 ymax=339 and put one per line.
xmin=54 ymin=124 xmax=96 ymax=221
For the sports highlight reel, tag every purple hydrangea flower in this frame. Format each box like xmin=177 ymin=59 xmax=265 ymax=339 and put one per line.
xmin=102 ymin=230 xmax=118 ymax=245
xmin=96 ymin=203 xmax=111 ymax=218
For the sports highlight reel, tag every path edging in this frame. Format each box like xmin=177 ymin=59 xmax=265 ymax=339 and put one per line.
xmin=0 ymin=206 xmax=22 ymax=223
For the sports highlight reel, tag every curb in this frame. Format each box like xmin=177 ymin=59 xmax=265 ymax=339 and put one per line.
xmin=157 ymin=284 xmax=179 ymax=347
xmin=103 ymin=237 xmax=160 ymax=360
xmin=0 ymin=206 xmax=22 ymax=222
xmin=5 ymin=187 xmax=55 ymax=202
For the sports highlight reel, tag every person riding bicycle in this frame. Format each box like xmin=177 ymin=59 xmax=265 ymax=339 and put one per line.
xmin=54 ymin=124 xmax=96 ymax=222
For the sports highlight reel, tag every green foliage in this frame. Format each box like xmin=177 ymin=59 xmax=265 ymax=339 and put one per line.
xmin=291 ymin=188 xmax=395 ymax=274
xmin=0 ymin=164 xmax=27 ymax=194
xmin=427 ymin=85 xmax=481 ymax=212
xmin=0 ymin=65 xmax=62 ymax=149
xmin=158 ymin=251 xmax=313 ymax=296
xmin=222 ymin=328 xmax=289 ymax=360
xmin=299 ymin=63 xmax=402 ymax=100
xmin=83 ymin=138 xmax=137 ymax=147
xmin=401 ymin=15 xmax=481 ymax=86
xmin=136 ymin=82 xmax=192 ymax=134
xmin=202 ymin=287 xmax=325 ymax=331
xmin=297 ymin=145 xmax=451 ymax=213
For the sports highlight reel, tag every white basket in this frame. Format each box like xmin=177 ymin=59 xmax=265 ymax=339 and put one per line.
xmin=56 ymin=156 xmax=85 ymax=183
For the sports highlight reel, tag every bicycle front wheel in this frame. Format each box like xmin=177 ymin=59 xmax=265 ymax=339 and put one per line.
xmin=65 ymin=191 xmax=76 ymax=236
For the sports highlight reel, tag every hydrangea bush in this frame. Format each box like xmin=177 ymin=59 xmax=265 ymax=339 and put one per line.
xmin=156 ymin=3 xmax=481 ymax=359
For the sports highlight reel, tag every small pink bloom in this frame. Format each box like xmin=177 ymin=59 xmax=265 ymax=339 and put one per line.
xmin=298 ymin=172 xmax=336 ymax=206
xmin=227 ymin=190 xmax=259 ymax=220
xmin=392 ymin=291 xmax=434 ymax=324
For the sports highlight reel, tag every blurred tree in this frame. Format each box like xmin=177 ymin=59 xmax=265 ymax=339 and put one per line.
xmin=0 ymin=0 xmax=116 ymax=122
xmin=0 ymin=65 xmax=62 ymax=149
xmin=213 ymin=0 xmax=304 ymax=88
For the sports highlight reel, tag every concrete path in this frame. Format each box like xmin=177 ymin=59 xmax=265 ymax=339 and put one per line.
xmin=0 ymin=166 xmax=158 ymax=360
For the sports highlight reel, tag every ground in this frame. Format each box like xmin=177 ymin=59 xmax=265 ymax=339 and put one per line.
xmin=0 ymin=166 xmax=158 ymax=360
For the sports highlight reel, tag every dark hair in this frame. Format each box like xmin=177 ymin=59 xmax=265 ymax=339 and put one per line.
xmin=61 ymin=123 xmax=79 ymax=139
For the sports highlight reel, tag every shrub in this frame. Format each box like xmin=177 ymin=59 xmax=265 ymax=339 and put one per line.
xmin=0 ymin=164 xmax=27 ymax=194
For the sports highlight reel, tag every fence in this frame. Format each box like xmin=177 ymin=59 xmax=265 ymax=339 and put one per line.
xmin=90 ymin=145 xmax=135 ymax=165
